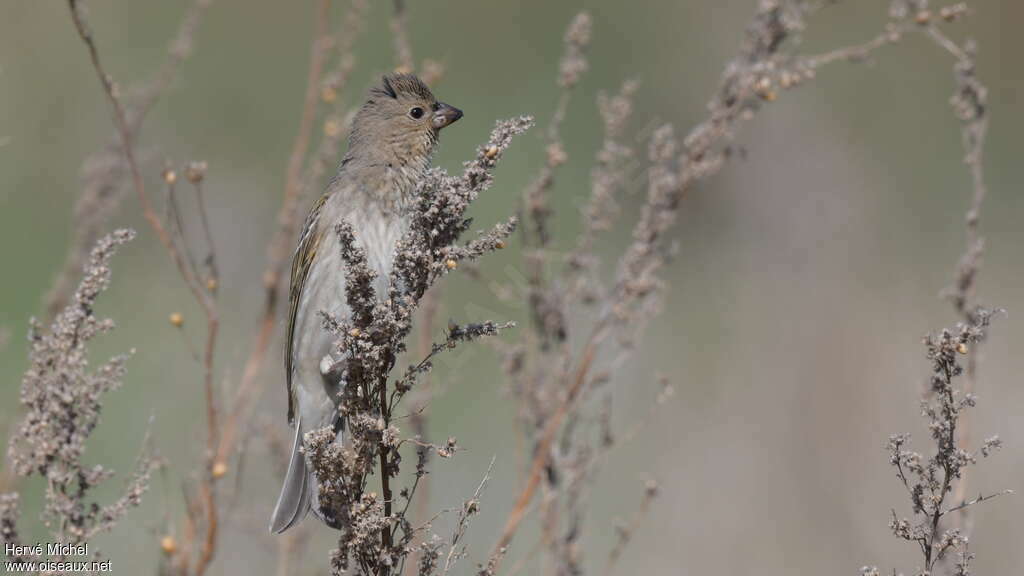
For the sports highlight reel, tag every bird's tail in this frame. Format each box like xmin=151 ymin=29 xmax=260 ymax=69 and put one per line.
xmin=269 ymin=419 xmax=312 ymax=534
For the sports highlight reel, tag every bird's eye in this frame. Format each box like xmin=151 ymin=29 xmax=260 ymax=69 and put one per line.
xmin=409 ymin=107 xmax=424 ymax=119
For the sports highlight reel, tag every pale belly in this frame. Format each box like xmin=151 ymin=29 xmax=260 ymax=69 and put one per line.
xmin=290 ymin=208 xmax=407 ymax=428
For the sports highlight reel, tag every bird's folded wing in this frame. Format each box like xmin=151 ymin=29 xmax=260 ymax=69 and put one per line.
xmin=285 ymin=191 xmax=331 ymax=424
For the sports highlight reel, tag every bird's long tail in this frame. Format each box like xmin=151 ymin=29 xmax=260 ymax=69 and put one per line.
xmin=269 ymin=418 xmax=312 ymax=534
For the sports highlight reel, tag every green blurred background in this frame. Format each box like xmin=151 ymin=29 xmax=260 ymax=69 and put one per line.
xmin=1 ymin=0 xmax=1022 ymax=573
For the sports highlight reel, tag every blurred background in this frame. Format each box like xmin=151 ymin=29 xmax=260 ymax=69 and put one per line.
xmin=1 ymin=0 xmax=1022 ymax=573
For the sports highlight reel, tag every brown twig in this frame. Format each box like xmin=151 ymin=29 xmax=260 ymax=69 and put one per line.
xmin=46 ymin=0 xmax=211 ymax=321
xmin=604 ymin=480 xmax=658 ymax=575
xmin=487 ymin=339 xmax=596 ymax=569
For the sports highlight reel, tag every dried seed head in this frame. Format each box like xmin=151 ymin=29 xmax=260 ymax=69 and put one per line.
xmin=485 ymin=145 xmax=499 ymax=159
xmin=914 ymin=10 xmax=932 ymax=25
xmin=169 ymin=312 xmax=184 ymax=328
xmin=348 ymin=327 xmax=361 ymax=338
xmin=206 ymin=277 xmax=218 ymax=292
xmin=445 ymin=259 xmax=458 ymax=270
xmin=321 ymin=85 xmax=337 ymax=103
xmin=162 ymin=169 xmax=177 ymax=184
xmin=956 ymin=342 xmax=968 ymax=355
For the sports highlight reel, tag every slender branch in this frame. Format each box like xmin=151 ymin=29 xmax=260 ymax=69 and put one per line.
xmin=390 ymin=0 xmax=413 ymax=72
xmin=214 ymin=0 xmax=333 ymax=467
xmin=486 ymin=339 xmax=596 ymax=570
xmin=379 ymin=364 xmax=394 ymax=576
xmin=66 ymin=3 xmax=222 ymax=573
xmin=942 ymin=490 xmax=1013 ymax=517
xmin=45 ymin=0 xmax=211 ymax=321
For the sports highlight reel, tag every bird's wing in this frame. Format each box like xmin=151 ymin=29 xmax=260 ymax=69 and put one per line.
xmin=285 ymin=191 xmax=331 ymax=424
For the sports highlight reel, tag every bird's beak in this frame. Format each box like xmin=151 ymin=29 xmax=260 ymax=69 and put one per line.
xmin=432 ymin=102 xmax=463 ymax=130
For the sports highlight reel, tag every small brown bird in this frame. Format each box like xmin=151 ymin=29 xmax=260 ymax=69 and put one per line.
xmin=270 ymin=74 xmax=462 ymax=533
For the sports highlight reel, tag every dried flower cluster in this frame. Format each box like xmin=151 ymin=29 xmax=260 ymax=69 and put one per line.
xmin=864 ymin=312 xmax=1009 ymax=576
xmin=4 ymin=229 xmax=154 ymax=555
xmin=308 ymin=117 xmax=534 ymax=575
xmin=487 ymin=3 xmax=1010 ymax=576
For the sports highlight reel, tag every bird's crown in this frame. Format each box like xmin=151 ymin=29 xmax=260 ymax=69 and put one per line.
xmin=371 ymin=73 xmax=435 ymax=102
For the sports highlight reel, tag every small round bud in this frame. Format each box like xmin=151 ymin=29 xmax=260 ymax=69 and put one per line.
xmin=445 ymin=259 xmax=458 ymax=270
xmin=644 ymin=479 xmax=659 ymax=497
xmin=160 ymin=535 xmax=177 ymax=555
xmin=321 ymin=85 xmax=337 ymax=103
xmin=485 ymin=146 xmax=499 ymax=159
xmin=546 ymin=143 xmax=567 ymax=166
xmin=348 ymin=327 xmax=361 ymax=338
xmin=185 ymin=161 xmax=208 ymax=183
xmin=211 ymin=461 xmax=228 ymax=479
xmin=162 ymin=169 xmax=177 ymax=184
xmin=495 ymin=240 xmax=506 ymax=249
xmin=755 ymin=77 xmax=776 ymax=101
xmin=940 ymin=5 xmax=966 ymax=21
xmin=206 ymin=277 xmax=218 ymax=292
xmin=169 ymin=313 xmax=184 ymax=328
xmin=956 ymin=342 xmax=968 ymax=355
xmin=914 ymin=10 xmax=932 ymax=25
xmin=324 ymin=119 xmax=341 ymax=138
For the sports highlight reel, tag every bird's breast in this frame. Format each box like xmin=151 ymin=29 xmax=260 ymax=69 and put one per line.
xmin=355 ymin=207 xmax=409 ymax=296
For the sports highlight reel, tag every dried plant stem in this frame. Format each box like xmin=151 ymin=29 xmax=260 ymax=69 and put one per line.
xmin=441 ymin=458 xmax=495 ymax=575
xmin=488 ymin=341 xmax=595 ymax=569
xmin=214 ymin=0 xmax=333 ymax=467
xmin=66 ymin=2 xmax=223 ymax=573
xmin=390 ymin=0 xmax=414 ymax=72
xmin=46 ymin=0 xmax=211 ymax=321
xmin=487 ymin=5 xmax=992 ymax=574
xmin=66 ymin=0 xmax=214 ymax=322
xmin=379 ymin=365 xmax=395 ymax=576
xmin=932 ymin=22 xmax=990 ymax=551
xmin=302 ymin=0 xmax=368 ymax=207
xmin=401 ymin=285 xmax=441 ymax=576
xmin=604 ymin=480 xmax=658 ymax=575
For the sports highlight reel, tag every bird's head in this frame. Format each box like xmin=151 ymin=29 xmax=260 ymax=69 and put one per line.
xmin=346 ymin=73 xmax=463 ymax=171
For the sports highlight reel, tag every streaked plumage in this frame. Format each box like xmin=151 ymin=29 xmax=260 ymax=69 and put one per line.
xmin=271 ymin=74 xmax=462 ymax=533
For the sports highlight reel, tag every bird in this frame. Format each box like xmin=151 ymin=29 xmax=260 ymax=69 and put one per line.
xmin=270 ymin=73 xmax=463 ymax=534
